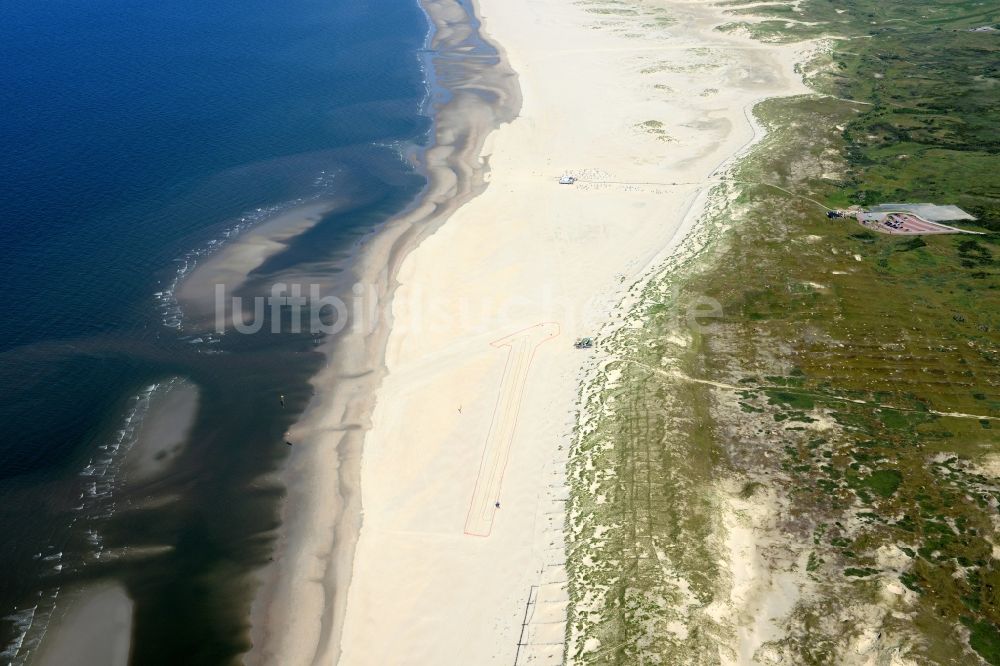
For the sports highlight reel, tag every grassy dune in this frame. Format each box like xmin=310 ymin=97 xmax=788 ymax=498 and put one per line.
xmin=567 ymin=1 xmax=1000 ymax=663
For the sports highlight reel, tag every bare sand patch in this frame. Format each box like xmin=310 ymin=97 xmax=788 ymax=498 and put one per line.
xmin=34 ymin=582 xmax=133 ymax=666
xmin=125 ymin=379 xmax=199 ymax=482
xmin=336 ymin=0 xmax=810 ymax=664
xmin=177 ymin=202 xmax=333 ymax=328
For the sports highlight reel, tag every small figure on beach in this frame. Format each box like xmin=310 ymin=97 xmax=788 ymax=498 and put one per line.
xmin=495 ymin=501 xmax=500 ymax=509
xmin=279 ymin=394 xmax=285 ymax=407
xmin=458 ymin=405 xmax=463 ymax=414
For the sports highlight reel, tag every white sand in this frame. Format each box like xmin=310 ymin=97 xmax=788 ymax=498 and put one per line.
xmin=250 ymin=0 xmax=814 ymax=663
xmin=246 ymin=1 xmax=520 ymax=661
xmin=333 ymin=0 xmax=811 ymax=664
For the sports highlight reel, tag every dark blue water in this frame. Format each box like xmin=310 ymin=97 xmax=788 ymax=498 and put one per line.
xmin=0 ymin=0 xmax=430 ymax=661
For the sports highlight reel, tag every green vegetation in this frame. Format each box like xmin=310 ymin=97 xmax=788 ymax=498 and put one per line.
xmin=860 ymin=469 xmax=902 ymax=497
xmin=635 ymin=119 xmax=674 ymax=141
xmin=566 ymin=0 xmax=1000 ymax=663
xmin=967 ymin=619 xmax=1000 ymax=666
xmin=686 ymin=84 xmax=1000 ymax=662
xmin=730 ymin=0 xmax=1000 ymax=229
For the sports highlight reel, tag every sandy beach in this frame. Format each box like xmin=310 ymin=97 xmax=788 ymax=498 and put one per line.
xmin=256 ymin=0 xmax=812 ymax=664
xmin=336 ymin=0 xmax=811 ymax=664
xmin=246 ymin=0 xmax=520 ymax=662
xmin=8 ymin=0 xmax=991 ymax=661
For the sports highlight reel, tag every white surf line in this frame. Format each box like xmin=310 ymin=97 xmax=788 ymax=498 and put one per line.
xmin=623 ymin=360 xmax=999 ymax=421
xmin=464 ymin=322 xmax=561 ymax=537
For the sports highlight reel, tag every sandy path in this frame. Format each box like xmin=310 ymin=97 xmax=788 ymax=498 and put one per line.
xmin=336 ymin=0 xmax=810 ymax=664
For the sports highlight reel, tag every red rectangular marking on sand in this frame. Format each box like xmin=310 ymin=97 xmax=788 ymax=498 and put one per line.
xmin=463 ymin=322 xmax=560 ymax=537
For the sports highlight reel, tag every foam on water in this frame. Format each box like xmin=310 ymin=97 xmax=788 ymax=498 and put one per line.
xmin=1 ymin=586 xmax=60 ymax=665
xmin=2 ymin=381 xmax=168 ymax=663
xmin=153 ymin=166 xmax=350 ymax=335
xmin=155 ymin=202 xmax=301 ymax=333
xmin=0 ymin=0 xmax=433 ymax=659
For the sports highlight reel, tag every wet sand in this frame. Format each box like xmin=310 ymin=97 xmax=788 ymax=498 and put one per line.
xmin=125 ymin=379 xmax=199 ymax=482
xmin=35 ymin=583 xmax=133 ymax=666
xmin=176 ymin=202 xmax=335 ymax=329
xmin=245 ymin=0 xmax=521 ymax=663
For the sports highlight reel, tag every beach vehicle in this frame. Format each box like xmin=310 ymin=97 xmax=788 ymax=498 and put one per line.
xmin=574 ymin=337 xmax=593 ymax=349
xmin=559 ymin=175 xmax=576 ymax=185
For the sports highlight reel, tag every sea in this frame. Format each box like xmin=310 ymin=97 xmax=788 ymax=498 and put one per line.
xmin=0 ymin=0 xmax=432 ymax=662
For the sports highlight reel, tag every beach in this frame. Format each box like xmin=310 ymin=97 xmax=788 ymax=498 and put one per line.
xmin=324 ymin=0 xmax=810 ymax=663
xmin=245 ymin=0 xmax=520 ymax=662
xmin=5 ymin=0 xmax=991 ymax=661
